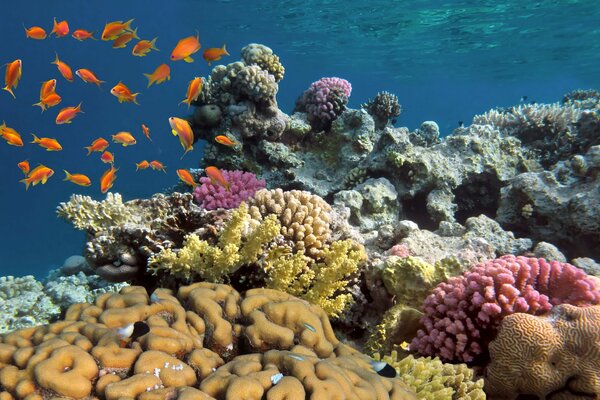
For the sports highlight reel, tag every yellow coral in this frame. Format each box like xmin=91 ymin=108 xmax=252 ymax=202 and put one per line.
xmin=56 ymin=193 xmax=135 ymax=233
xmin=148 ymin=203 xmax=280 ymax=282
xmin=364 ymin=303 xmax=423 ymax=357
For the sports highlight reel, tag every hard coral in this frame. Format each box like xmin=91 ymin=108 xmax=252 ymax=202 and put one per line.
xmin=0 ymin=283 xmax=416 ymax=399
xmin=486 ymin=304 xmax=600 ymax=399
xmin=193 ymin=170 xmax=266 ymax=210
xmin=362 ymin=91 xmax=402 ymax=130
xmin=295 ymin=77 xmax=352 ymax=131
xmin=241 ymin=43 xmax=285 ymax=82
xmin=410 ymin=255 xmax=600 ymax=363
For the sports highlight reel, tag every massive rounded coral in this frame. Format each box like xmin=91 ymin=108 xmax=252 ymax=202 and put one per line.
xmin=193 ymin=170 xmax=266 ymax=210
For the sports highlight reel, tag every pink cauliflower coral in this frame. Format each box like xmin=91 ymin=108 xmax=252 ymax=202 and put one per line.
xmin=193 ymin=170 xmax=266 ymax=210
xmin=410 ymin=255 xmax=600 ymax=363
xmin=295 ymin=77 xmax=352 ymax=131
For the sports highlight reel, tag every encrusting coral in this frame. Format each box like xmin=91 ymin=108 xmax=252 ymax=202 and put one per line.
xmin=0 ymin=283 xmax=417 ymax=399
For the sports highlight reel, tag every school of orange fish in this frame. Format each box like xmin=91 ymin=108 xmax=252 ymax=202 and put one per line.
xmin=2 ymin=18 xmax=234 ymax=193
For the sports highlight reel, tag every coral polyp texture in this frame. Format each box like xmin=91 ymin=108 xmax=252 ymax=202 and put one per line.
xmin=0 ymin=283 xmax=416 ymax=399
xmin=295 ymin=77 xmax=352 ymax=131
xmin=485 ymin=304 xmax=600 ymax=399
xmin=410 ymin=255 xmax=600 ymax=363
xmin=362 ymin=91 xmax=402 ymax=130
xmin=193 ymin=169 xmax=266 ymax=210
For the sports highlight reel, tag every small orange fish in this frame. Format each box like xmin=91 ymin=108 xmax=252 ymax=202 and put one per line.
xmin=85 ymin=137 xmax=109 ymax=155
xmin=112 ymin=28 xmax=139 ymax=48
xmin=64 ymin=170 xmax=91 ymax=186
xmin=180 ymin=77 xmax=203 ymax=109
xmin=168 ymin=117 xmax=194 ymax=158
xmin=0 ymin=121 xmax=23 ymax=146
xmin=112 ymin=132 xmax=136 ymax=146
xmin=72 ymin=29 xmax=96 ymax=41
xmin=100 ymin=165 xmax=118 ymax=193
xmin=56 ymin=102 xmax=83 ymax=124
xmin=101 ymin=19 xmax=135 ymax=41
xmin=135 ymin=160 xmax=150 ymax=171
xmin=150 ymin=160 xmax=166 ymax=173
xmin=39 ymin=79 xmax=57 ymax=99
xmin=110 ymin=82 xmax=139 ymax=104
xmin=51 ymin=18 xmax=69 ymax=38
xmin=205 ymin=166 xmax=230 ymax=191
xmin=176 ymin=169 xmax=198 ymax=187
xmin=143 ymin=64 xmax=170 ymax=88
xmin=31 ymin=134 xmax=62 ymax=151
xmin=20 ymin=164 xmax=54 ymax=190
xmin=132 ymin=37 xmax=158 ymax=57
xmin=24 ymin=25 xmax=47 ymax=40
xmin=100 ymin=150 xmax=114 ymax=164
xmin=33 ymin=92 xmax=62 ymax=111
xmin=141 ymin=124 xmax=151 ymax=141
xmin=203 ymin=44 xmax=229 ymax=66
xmin=170 ymin=31 xmax=201 ymax=63
xmin=3 ymin=59 xmax=22 ymax=98
xmin=51 ymin=53 xmax=74 ymax=82
xmin=17 ymin=160 xmax=30 ymax=175
xmin=214 ymin=135 xmax=237 ymax=147
xmin=75 ymin=69 xmax=104 ymax=87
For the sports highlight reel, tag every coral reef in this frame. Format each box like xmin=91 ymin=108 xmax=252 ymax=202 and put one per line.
xmin=410 ymin=255 xmax=600 ymax=362
xmin=485 ymin=304 xmax=600 ymax=399
xmin=0 ymin=283 xmax=417 ymax=399
xmin=193 ymin=170 xmax=266 ymax=210
xmin=362 ymin=91 xmax=402 ymax=130
xmin=294 ymin=77 xmax=352 ymax=131
xmin=241 ymin=43 xmax=285 ymax=82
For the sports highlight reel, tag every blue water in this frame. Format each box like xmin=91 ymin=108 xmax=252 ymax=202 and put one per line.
xmin=0 ymin=0 xmax=598 ymax=278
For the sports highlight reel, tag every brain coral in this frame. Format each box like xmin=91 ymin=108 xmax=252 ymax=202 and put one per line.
xmin=193 ymin=170 xmax=266 ymax=210
xmin=410 ymin=255 xmax=600 ymax=363
xmin=485 ymin=304 xmax=600 ymax=399
xmin=0 ymin=283 xmax=416 ymax=399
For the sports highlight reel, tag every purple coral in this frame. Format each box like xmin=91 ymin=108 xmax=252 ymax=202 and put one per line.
xmin=295 ymin=77 xmax=352 ymax=131
xmin=410 ymin=255 xmax=600 ymax=363
xmin=193 ymin=170 xmax=266 ymax=210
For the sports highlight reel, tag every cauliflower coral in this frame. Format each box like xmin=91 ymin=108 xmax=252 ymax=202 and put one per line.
xmin=193 ymin=170 xmax=266 ymax=210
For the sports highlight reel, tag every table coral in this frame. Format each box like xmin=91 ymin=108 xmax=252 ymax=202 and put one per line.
xmin=485 ymin=304 xmax=600 ymax=399
xmin=193 ymin=170 xmax=266 ymax=210
xmin=410 ymin=255 xmax=600 ymax=363
xmin=0 ymin=282 xmax=416 ymax=399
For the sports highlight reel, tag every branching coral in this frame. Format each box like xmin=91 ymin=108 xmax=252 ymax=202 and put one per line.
xmin=362 ymin=91 xmax=402 ymax=129
xmin=193 ymin=170 xmax=266 ymax=210
xmin=56 ymin=193 xmax=134 ymax=234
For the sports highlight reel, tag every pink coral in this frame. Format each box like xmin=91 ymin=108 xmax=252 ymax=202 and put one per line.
xmin=295 ymin=77 xmax=352 ymax=130
xmin=388 ymin=244 xmax=411 ymax=257
xmin=410 ymin=255 xmax=600 ymax=363
xmin=193 ymin=170 xmax=266 ymax=210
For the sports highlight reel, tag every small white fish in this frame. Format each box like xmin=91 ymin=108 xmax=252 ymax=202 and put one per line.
xmin=303 ymin=322 xmax=316 ymax=333
xmin=288 ymin=354 xmax=305 ymax=361
xmin=270 ymin=372 xmax=284 ymax=385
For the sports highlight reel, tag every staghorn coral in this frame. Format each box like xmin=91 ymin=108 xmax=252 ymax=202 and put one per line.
xmin=362 ymin=91 xmax=402 ymax=130
xmin=241 ymin=43 xmax=285 ymax=82
xmin=295 ymin=77 xmax=352 ymax=131
xmin=410 ymin=255 xmax=600 ymax=363
xmin=0 ymin=283 xmax=416 ymax=399
xmin=485 ymin=304 xmax=600 ymax=399
xmin=148 ymin=203 xmax=280 ymax=283
xmin=193 ymin=170 xmax=266 ymax=210
xmin=249 ymin=188 xmax=332 ymax=258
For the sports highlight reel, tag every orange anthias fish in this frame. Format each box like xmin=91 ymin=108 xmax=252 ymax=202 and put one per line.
xmin=180 ymin=77 xmax=203 ymax=109
xmin=143 ymin=64 xmax=170 ymax=88
xmin=31 ymin=134 xmax=62 ymax=151
xmin=141 ymin=124 xmax=151 ymax=141
xmin=132 ymin=37 xmax=158 ymax=57
xmin=150 ymin=160 xmax=166 ymax=173
xmin=110 ymin=82 xmax=139 ymax=104
xmin=64 ymin=170 xmax=91 ymax=186
xmin=135 ymin=160 xmax=150 ymax=171
xmin=205 ymin=166 xmax=230 ymax=191
xmin=20 ymin=164 xmax=54 ymax=190
xmin=17 ymin=160 xmax=30 ymax=175
xmin=203 ymin=44 xmax=229 ymax=66
xmin=176 ymin=169 xmax=198 ymax=187
xmin=168 ymin=117 xmax=194 ymax=158
xmin=101 ymin=19 xmax=135 ymax=41
xmin=214 ymin=135 xmax=237 ymax=147
xmin=0 ymin=121 xmax=23 ymax=146
xmin=3 ymin=59 xmax=22 ymax=98
xmin=85 ymin=137 xmax=109 ymax=154
xmin=72 ymin=29 xmax=96 ymax=41
xmin=56 ymin=102 xmax=83 ymax=124
xmin=100 ymin=150 xmax=114 ymax=164
xmin=112 ymin=28 xmax=139 ymax=48
xmin=170 ymin=31 xmax=201 ymax=63
xmin=112 ymin=132 xmax=136 ymax=146
xmin=24 ymin=25 xmax=46 ymax=40
xmin=51 ymin=53 xmax=74 ymax=82
xmin=76 ymin=69 xmax=104 ymax=87
xmin=39 ymin=79 xmax=57 ymax=98
xmin=51 ymin=18 xmax=69 ymax=38
xmin=100 ymin=165 xmax=118 ymax=193
xmin=34 ymin=92 xmax=62 ymax=111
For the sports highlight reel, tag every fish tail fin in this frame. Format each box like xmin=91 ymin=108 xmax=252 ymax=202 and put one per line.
xmin=84 ymin=146 xmax=92 ymax=155
xmin=131 ymin=27 xmax=140 ymax=40
xmin=22 ymin=23 xmax=29 ymax=37
xmin=20 ymin=178 xmax=30 ymax=190
xmin=77 ymin=101 xmax=84 ymax=112
xmin=132 ymin=93 xmax=140 ymax=105
xmin=143 ymin=74 xmax=153 ymax=88
xmin=51 ymin=17 xmax=57 ymax=35
xmin=124 ymin=18 xmax=135 ymax=32
xmin=3 ymin=86 xmax=16 ymax=99
xmin=30 ymin=133 xmax=40 ymax=143
xmin=90 ymin=33 xmax=97 ymax=40
xmin=63 ymin=170 xmax=71 ymax=181
xmin=150 ymin=37 xmax=159 ymax=51
xmin=222 ymin=44 xmax=229 ymax=56
xmin=51 ymin=51 xmax=59 ymax=65
xmin=33 ymin=101 xmax=46 ymax=111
